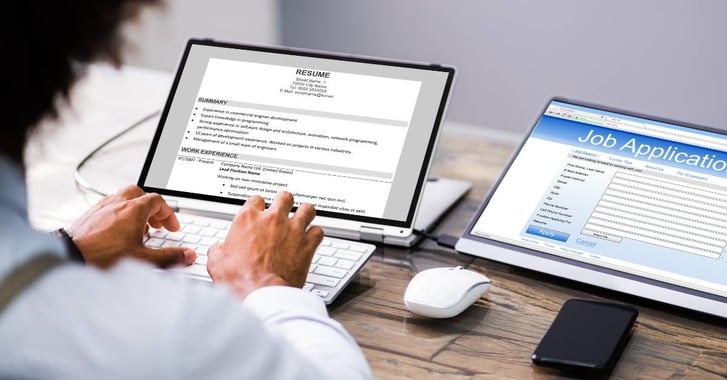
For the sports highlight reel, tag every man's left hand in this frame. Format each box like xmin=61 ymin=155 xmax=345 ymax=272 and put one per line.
xmin=69 ymin=185 xmax=197 ymax=268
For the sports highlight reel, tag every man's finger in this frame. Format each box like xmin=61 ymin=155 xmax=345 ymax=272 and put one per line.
xmin=134 ymin=193 xmax=181 ymax=231
xmin=268 ymin=191 xmax=294 ymax=216
xmin=135 ymin=246 xmax=196 ymax=268
xmin=243 ymin=195 xmax=266 ymax=211
xmin=304 ymin=226 xmax=325 ymax=251
xmin=292 ymin=202 xmax=317 ymax=227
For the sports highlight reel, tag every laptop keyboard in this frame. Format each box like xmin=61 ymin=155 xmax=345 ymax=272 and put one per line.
xmin=144 ymin=213 xmax=376 ymax=304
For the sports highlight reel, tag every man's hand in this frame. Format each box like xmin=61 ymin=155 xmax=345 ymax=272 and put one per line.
xmin=69 ymin=185 xmax=196 ymax=268
xmin=207 ymin=191 xmax=324 ymax=299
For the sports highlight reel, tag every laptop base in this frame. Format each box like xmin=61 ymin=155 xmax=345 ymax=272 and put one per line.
xmin=323 ymin=177 xmax=471 ymax=247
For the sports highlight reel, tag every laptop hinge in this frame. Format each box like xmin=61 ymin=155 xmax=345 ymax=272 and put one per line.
xmin=167 ymin=199 xmax=180 ymax=212
xmin=359 ymin=226 xmax=384 ymax=243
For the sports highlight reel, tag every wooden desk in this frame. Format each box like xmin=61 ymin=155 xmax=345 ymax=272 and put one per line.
xmin=27 ymin=65 xmax=727 ymax=379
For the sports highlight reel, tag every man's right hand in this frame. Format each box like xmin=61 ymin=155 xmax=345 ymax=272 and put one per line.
xmin=207 ymin=191 xmax=324 ymax=299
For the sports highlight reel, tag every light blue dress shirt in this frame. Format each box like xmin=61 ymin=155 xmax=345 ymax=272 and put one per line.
xmin=0 ymin=156 xmax=371 ymax=379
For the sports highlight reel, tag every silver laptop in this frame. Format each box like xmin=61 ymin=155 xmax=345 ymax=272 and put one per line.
xmin=138 ymin=39 xmax=457 ymax=246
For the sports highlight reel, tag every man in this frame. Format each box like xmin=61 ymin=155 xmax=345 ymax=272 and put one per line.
xmin=0 ymin=1 xmax=371 ymax=378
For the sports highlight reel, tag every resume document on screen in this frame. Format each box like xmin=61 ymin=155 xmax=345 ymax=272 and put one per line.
xmin=142 ymin=44 xmax=450 ymax=225
xmin=166 ymin=58 xmax=421 ymax=217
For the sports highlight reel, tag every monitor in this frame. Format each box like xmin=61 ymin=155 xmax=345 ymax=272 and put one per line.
xmin=457 ymin=97 xmax=727 ymax=318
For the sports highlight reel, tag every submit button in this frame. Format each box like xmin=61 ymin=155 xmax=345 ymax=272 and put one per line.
xmin=526 ymin=225 xmax=570 ymax=242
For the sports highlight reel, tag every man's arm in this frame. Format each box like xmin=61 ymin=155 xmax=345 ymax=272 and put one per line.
xmin=0 ymin=259 xmax=371 ymax=379
xmin=243 ymin=286 xmax=371 ymax=380
xmin=64 ymin=185 xmax=371 ymax=378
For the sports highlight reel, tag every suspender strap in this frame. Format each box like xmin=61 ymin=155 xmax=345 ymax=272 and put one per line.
xmin=0 ymin=255 xmax=67 ymax=315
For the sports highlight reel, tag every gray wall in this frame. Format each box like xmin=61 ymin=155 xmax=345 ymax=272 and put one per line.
xmin=281 ymin=0 xmax=727 ymax=135
xmin=124 ymin=0 xmax=279 ymax=71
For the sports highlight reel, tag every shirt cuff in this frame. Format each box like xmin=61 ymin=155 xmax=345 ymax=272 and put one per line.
xmin=243 ymin=286 xmax=328 ymax=321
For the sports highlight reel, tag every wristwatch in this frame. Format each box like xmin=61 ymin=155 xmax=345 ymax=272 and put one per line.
xmin=53 ymin=228 xmax=85 ymax=263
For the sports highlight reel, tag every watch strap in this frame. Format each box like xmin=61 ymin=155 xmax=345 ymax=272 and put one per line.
xmin=53 ymin=228 xmax=85 ymax=263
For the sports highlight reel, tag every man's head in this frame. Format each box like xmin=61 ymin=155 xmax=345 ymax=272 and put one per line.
xmin=1 ymin=0 xmax=160 ymax=164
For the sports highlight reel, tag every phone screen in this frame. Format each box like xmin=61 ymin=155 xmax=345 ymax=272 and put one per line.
xmin=531 ymin=299 xmax=638 ymax=370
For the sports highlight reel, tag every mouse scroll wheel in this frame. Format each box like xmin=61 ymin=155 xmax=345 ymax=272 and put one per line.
xmin=453 ymin=266 xmax=464 ymax=270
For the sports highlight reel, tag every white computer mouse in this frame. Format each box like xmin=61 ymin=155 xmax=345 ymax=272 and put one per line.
xmin=403 ymin=266 xmax=491 ymax=319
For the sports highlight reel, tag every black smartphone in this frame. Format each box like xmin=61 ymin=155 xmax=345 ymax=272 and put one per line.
xmin=531 ymin=299 xmax=638 ymax=371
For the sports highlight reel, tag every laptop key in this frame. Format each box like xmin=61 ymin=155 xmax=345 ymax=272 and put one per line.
xmin=149 ymin=229 xmax=167 ymax=239
xmin=146 ymin=238 xmax=164 ymax=248
xmin=334 ymin=260 xmax=355 ymax=270
xmin=200 ymin=227 xmax=217 ymax=237
xmin=317 ymin=257 xmax=337 ymax=267
xmin=211 ymin=221 xmax=230 ymax=229
xmin=199 ymin=237 xmax=219 ymax=246
xmin=314 ymin=266 xmax=347 ymax=279
xmin=193 ymin=219 xmax=210 ymax=227
xmin=331 ymin=241 xmax=350 ymax=249
xmin=334 ymin=250 xmax=362 ymax=262
xmin=316 ymin=246 xmax=336 ymax=256
xmin=166 ymin=231 xmax=185 ymax=241
xmin=162 ymin=241 xmax=181 ymax=248
xmin=306 ymin=274 xmax=340 ymax=288
xmin=182 ymin=225 xmax=202 ymax=234
xmin=347 ymin=245 xmax=370 ymax=253
xmin=178 ymin=263 xmax=209 ymax=277
xmin=176 ymin=214 xmax=193 ymax=224
xmin=183 ymin=235 xmax=201 ymax=244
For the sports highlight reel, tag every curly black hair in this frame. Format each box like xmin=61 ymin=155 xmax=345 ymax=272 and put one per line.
xmin=0 ymin=0 xmax=160 ymax=163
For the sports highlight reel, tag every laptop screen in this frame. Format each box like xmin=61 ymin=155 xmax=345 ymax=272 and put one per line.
xmin=139 ymin=39 xmax=454 ymax=228
xmin=459 ymin=98 xmax=727 ymax=317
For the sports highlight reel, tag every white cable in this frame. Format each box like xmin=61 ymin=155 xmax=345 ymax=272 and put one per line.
xmin=73 ymin=110 xmax=161 ymax=197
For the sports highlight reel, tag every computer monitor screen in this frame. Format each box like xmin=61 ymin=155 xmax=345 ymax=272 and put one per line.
xmin=457 ymin=98 xmax=727 ymax=318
